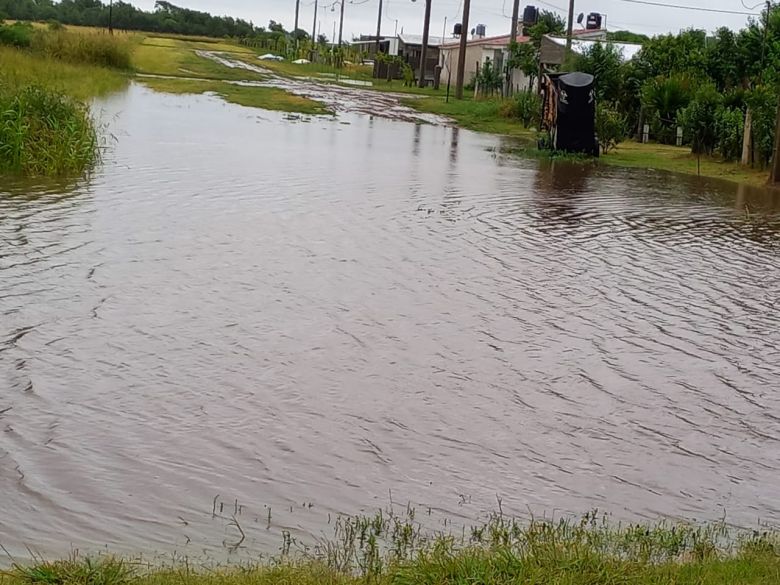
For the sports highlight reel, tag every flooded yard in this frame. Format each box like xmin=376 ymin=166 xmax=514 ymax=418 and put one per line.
xmin=1 ymin=83 xmax=779 ymax=559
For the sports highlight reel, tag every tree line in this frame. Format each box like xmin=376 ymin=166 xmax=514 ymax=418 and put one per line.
xmin=0 ymin=0 xmax=281 ymax=39
xmin=575 ymin=6 xmax=779 ymax=165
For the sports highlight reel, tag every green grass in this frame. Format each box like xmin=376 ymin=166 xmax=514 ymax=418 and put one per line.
xmin=132 ymin=37 xmax=264 ymax=81
xmin=404 ymin=95 xmax=536 ymax=137
xmin=32 ymin=29 xmax=133 ymax=69
xmin=603 ymin=140 xmax=771 ymax=186
xmin=1 ymin=513 xmax=778 ymax=585
xmin=0 ymin=82 xmax=99 ymax=177
xmin=0 ymin=46 xmax=127 ymax=100
xmin=139 ymin=77 xmax=330 ymax=115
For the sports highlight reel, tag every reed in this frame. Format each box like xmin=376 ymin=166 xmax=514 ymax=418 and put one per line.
xmin=3 ymin=510 xmax=776 ymax=585
xmin=30 ymin=29 xmax=132 ymax=70
xmin=0 ymin=82 xmax=100 ymax=177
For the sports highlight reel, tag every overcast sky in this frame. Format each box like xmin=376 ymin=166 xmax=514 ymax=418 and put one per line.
xmin=132 ymin=0 xmax=762 ymax=41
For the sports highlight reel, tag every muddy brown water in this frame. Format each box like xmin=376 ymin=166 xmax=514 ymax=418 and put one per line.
xmin=1 ymin=83 xmax=780 ymax=560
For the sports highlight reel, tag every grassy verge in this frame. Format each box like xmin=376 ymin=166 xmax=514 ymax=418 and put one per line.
xmin=0 ymin=26 xmax=131 ymax=177
xmin=1 ymin=513 xmax=778 ymax=585
xmin=140 ymin=77 xmax=330 ymax=115
xmin=132 ymin=36 xmax=264 ymax=82
xmin=404 ymin=95 xmax=536 ymax=137
xmin=0 ymin=45 xmax=127 ymax=100
xmin=603 ymin=141 xmax=771 ymax=186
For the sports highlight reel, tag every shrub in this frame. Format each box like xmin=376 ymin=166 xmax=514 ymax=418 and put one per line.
xmin=499 ymin=90 xmax=540 ymax=127
xmin=641 ymin=75 xmax=693 ymax=144
xmin=0 ymin=82 xmax=100 ymax=176
xmin=746 ymin=85 xmax=777 ymax=168
xmin=31 ymin=30 xmax=132 ymax=70
xmin=679 ymin=84 xmax=721 ymax=154
xmin=715 ymin=107 xmax=744 ymax=161
xmin=596 ymin=102 xmax=627 ymax=153
xmin=0 ymin=22 xmax=34 ymax=48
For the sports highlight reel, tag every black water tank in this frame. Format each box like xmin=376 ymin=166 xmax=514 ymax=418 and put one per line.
xmin=475 ymin=24 xmax=486 ymax=37
xmin=586 ymin=12 xmax=602 ymax=29
xmin=453 ymin=22 xmax=462 ymax=36
xmin=522 ymin=5 xmax=539 ymax=26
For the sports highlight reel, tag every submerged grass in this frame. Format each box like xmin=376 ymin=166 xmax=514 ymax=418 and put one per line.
xmin=2 ymin=512 xmax=778 ymax=585
xmin=0 ymin=82 xmax=99 ymax=177
xmin=139 ymin=77 xmax=330 ymax=115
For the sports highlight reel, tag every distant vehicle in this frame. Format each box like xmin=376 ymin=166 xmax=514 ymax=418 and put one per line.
xmin=540 ymin=72 xmax=598 ymax=156
xmin=258 ymin=53 xmax=284 ymax=61
xmin=292 ymin=59 xmax=311 ymax=64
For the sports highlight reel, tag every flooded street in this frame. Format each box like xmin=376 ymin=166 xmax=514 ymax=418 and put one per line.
xmin=1 ymin=83 xmax=780 ymax=559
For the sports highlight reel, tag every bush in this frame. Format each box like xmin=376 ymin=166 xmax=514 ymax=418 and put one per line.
xmin=500 ymin=90 xmax=541 ymax=128
xmin=0 ymin=82 xmax=99 ymax=176
xmin=746 ymin=85 xmax=778 ymax=168
xmin=596 ymin=102 xmax=628 ymax=153
xmin=715 ymin=107 xmax=744 ymax=161
xmin=31 ymin=30 xmax=132 ymax=70
xmin=0 ymin=22 xmax=34 ymax=48
xmin=679 ymin=84 xmax=721 ymax=154
xmin=641 ymin=75 xmax=693 ymax=144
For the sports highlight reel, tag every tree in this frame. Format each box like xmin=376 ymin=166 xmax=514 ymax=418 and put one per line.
xmin=641 ymin=75 xmax=693 ymax=143
xmin=576 ymin=42 xmax=623 ymax=102
xmin=607 ymin=30 xmax=648 ymax=44
xmin=506 ymin=41 xmax=538 ymax=90
xmin=679 ymin=84 xmax=722 ymax=154
xmin=528 ymin=10 xmax=564 ymax=49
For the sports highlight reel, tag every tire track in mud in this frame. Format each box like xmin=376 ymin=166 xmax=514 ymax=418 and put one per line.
xmin=197 ymin=51 xmax=450 ymax=124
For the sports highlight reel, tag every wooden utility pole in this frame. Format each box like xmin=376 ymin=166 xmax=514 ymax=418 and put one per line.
xmin=108 ymin=0 xmax=114 ymax=35
xmin=338 ymin=0 xmax=345 ymax=45
xmin=294 ymin=0 xmax=300 ymax=35
xmin=418 ymin=0 xmax=432 ymax=88
xmin=565 ymin=0 xmax=574 ymax=54
xmin=454 ymin=0 xmax=471 ymax=99
xmin=311 ymin=0 xmax=318 ymax=51
xmin=770 ymin=95 xmax=780 ymax=184
xmin=375 ymin=0 xmax=383 ymax=55
xmin=510 ymin=0 xmax=520 ymax=42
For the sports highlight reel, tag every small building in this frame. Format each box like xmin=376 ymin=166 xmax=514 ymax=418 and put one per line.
xmin=398 ymin=33 xmax=443 ymax=83
xmin=438 ymin=28 xmax=608 ymax=91
xmin=351 ymin=35 xmax=400 ymax=58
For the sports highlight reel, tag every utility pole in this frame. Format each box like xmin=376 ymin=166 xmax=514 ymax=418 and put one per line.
xmin=338 ymin=0 xmax=345 ymax=45
xmin=454 ymin=0 xmax=471 ymax=99
xmin=375 ymin=0 xmax=383 ymax=55
xmin=294 ymin=0 xmax=300 ymax=36
xmin=565 ymin=0 xmax=574 ymax=54
xmin=510 ymin=0 xmax=519 ymax=43
xmin=311 ymin=0 xmax=318 ymax=51
xmin=108 ymin=0 xmax=114 ymax=35
xmin=418 ymin=0 xmax=432 ymax=88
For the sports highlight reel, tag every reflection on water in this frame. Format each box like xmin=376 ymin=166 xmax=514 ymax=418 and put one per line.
xmin=1 ymin=83 xmax=779 ymax=559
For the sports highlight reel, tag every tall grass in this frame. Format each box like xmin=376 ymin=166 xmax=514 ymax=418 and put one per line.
xmin=2 ymin=511 xmax=778 ymax=585
xmin=31 ymin=29 xmax=132 ymax=70
xmin=0 ymin=82 xmax=100 ymax=177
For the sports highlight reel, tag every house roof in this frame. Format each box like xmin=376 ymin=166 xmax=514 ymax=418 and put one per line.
xmin=398 ymin=33 xmax=444 ymax=47
xmin=544 ymin=36 xmax=643 ymax=60
xmin=440 ymin=28 xmax=606 ymax=50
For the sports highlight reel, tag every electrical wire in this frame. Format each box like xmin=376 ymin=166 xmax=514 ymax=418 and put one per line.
xmin=612 ymin=0 xmax=759 ymax=16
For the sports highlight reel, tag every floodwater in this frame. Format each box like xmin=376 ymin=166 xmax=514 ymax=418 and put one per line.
xmin=1 ymin=83 xmax=780 ymax=559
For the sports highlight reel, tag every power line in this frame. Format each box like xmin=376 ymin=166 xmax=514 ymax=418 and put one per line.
xmin=613 ymin=0 xmax=759 ymax=16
